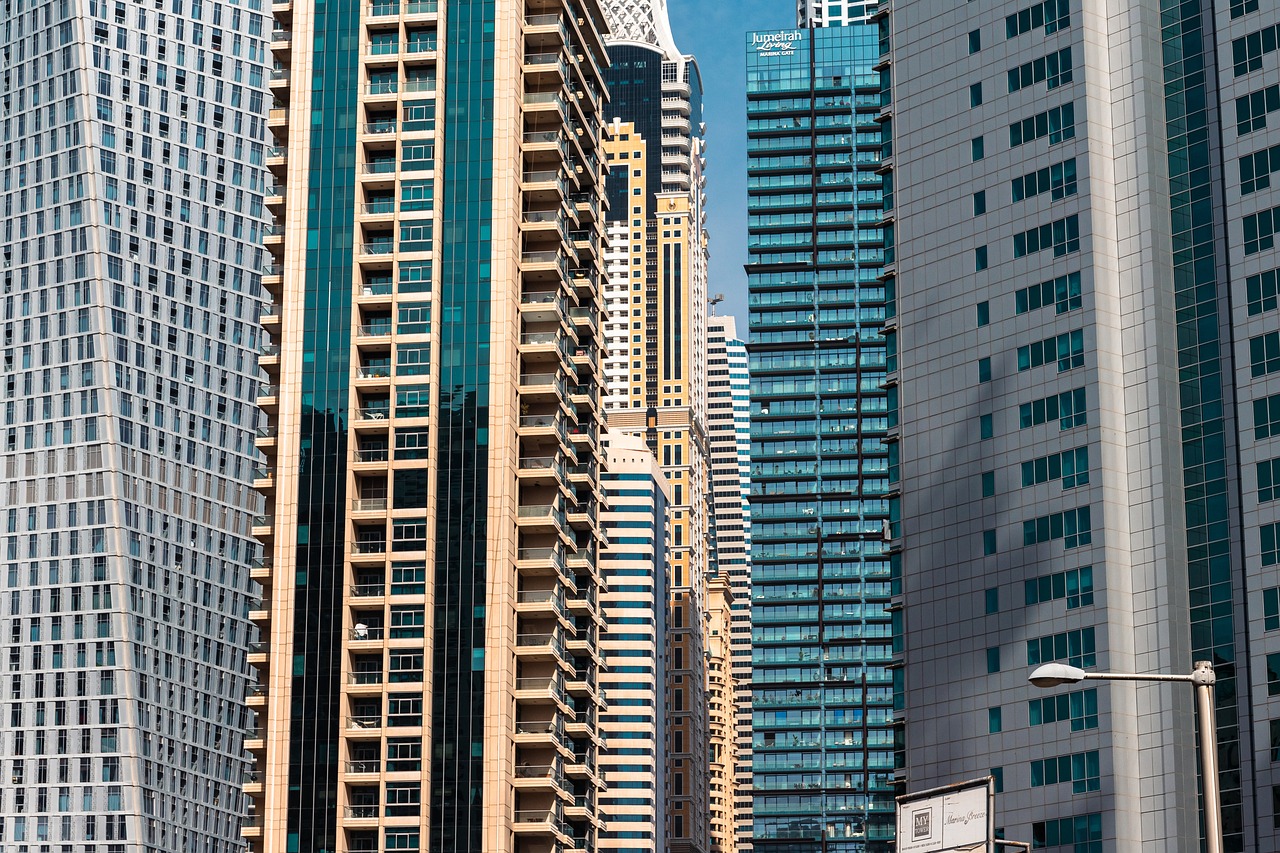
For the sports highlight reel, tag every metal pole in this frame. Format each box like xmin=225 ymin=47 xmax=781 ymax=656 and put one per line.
xmin=1192 ymin=660 xmax=1223 ymax=853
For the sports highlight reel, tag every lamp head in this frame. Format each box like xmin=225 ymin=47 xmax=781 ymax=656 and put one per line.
xmin=1028 ymin=663 xmax=1087 ymax=688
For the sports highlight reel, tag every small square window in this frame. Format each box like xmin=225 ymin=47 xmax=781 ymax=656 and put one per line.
xmin=977 ymin=300 xmax=990 ymax=325
xmin=973 ymin=190 xmax=987 ymax=216
xmin=968 ymin=29 xmax=981 ymax=53
xmin=972 ymin=136 xmax=985 ymax=161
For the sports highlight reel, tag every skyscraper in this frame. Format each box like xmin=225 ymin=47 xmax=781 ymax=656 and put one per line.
xmin=597 ymin=2 xmax=719 ymax=849
xmin=707 ymin=313 xmax=754 ymax=847
xmin=248 ymin=1 xmax=614 ymax=851
xmin=745 ymin=23 xmax=896 ymax=852
xmin=0 ymin=2 xmax=268 ymax=850
xmin=599 ymin=431 xmax=670 ymax=853
xmin=881 ymin=0 xmax=1280 ymax=849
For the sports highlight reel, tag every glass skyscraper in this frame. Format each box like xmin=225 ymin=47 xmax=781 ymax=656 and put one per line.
xmin=745 ymin=24 xmax=896 ymax=852
xmin=0 ymin=1 xmax=269 ymax=850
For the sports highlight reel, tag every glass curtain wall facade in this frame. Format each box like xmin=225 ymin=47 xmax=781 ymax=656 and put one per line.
xmin=745 ymin=25 xmax=896 ymax=853
xmin=882 ymin=0 xmax=1280 ymax=849
xmin=0 ymin=1 xmax=270 ymax=851
xmin=248 ymin=0 xmax=614 ymax=851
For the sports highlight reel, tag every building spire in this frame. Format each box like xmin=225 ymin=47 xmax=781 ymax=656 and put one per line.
xmin=600 ymin=0 xmax=682 ymax=57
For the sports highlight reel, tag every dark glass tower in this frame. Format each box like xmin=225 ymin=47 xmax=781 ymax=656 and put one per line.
xmin=745 ymin=24 xmax=896 ymax=853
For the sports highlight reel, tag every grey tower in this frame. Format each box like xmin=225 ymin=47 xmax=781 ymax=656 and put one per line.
xmin=881 ymin=0 xmax=1280 ymax=849
xmin=0 ymin=1 xmax=269 ymax=850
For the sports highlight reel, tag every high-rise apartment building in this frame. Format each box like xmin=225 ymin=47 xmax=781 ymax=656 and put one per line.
xmin=744 ymin=24 xmax=896 ymax=852
xmin=598 ymin=3 xmax=719 ymax=850
xmin=881 ymin=0 xmax=1280 ymax=849
xmin=248 ymin=1 xmax=614 ymax=852
xmin=704 ymin=572 xmax=739 ymax=853
xmin=0 ymin=1 xmax=269 ymax=850
xmin=706 ymin=313 xmax=753 ymax=846
xmin=599 ymin=431 xmax=669 ymax=853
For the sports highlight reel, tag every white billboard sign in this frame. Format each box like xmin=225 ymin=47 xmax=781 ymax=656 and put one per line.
xmin=896 ymin=781 xmax=990 ymax=853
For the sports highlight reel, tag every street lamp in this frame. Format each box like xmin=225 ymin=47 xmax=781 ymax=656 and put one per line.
xmin=1027 ymin=660 xmax=1221 ymax=853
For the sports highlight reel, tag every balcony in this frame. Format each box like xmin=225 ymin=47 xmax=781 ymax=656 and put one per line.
xmin=517 ymin=546 xmax=567 ymax=577
xmin=516 ymin=586 xmax=565 ymax=619
xmin=351 ymin=497 xmax=389 ymax=512
xmin=512 ymin=807 xmax=566 ymax=837
xmin=252 ymin=465 xmax=276 ymax=493
xmin=515 ymin=630 xmax=566 ymax=662
xmin=515 ymin=674 xmax=567 ymax=706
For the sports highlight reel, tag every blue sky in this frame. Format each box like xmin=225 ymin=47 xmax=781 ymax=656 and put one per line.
xmin=666 ymin=0 xmax=797 ymax=328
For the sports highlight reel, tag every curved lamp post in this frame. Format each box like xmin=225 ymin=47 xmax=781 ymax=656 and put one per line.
xmin=1027 ymin=660 xmax=1221 ymax=853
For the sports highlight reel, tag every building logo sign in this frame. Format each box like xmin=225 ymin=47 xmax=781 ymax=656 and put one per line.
xmin=913 ymin=809 xmax=933 ymax=841
xmin=752 ymin=30 xmax=803 ymax=57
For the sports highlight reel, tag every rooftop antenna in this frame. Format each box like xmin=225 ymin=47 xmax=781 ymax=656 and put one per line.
xmin=708 ymin=293 xmax=725 ymax=314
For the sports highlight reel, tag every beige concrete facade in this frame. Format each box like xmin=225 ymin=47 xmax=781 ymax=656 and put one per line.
xmin=249 ymin=0 xmax=615 ymax=851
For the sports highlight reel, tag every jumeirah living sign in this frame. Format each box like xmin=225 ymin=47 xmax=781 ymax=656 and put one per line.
xmin=752 ymin=30 xmax=803 ymax=58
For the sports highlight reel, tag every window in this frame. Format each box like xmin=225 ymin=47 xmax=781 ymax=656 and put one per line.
xmin=991 ymin=767 xmax=1004 ymax=793
xmin=972 ymin=136 xmax=985 ymax=161
xmin=1271 ymin=719 xmax=1280 ymax=762
xmin=1265 ymin=586 xmax=1280 ymax=630
xmin=1017 ymin=329 xmax=1084 ymax=372
xmin=1008 ymin=47 xmax=1073 ymax=92
xmin=1021 ymin=388 xmax=1087 ymax=430
xmin=1236 ymin=84 xmax=1280 ymax=135
xmin=985 ymin=587 xmax=1000 ymax=613
xmin=980 ymin=413 xmax=994 ymax=439
xmin=1026 ymin=566 xmax=1094 ymax=609
xmin=1032 ymin=814 xmax=1103 ymax=851
xmin=1255 ymin=394 xmax=1280 ymax=439
xmin=1010 ymin=102 xmax=1075 ymax=147
xmin=1006 ymin=0 xmax=1070 ymax=38
xmin=977 ymin=301 xmax=990 ymax=325
xmin=968 ymin=29 xmax=981 ymax=53
xmin=988 ymin=707 xmax=1003 ymax=732
xmin=975 ymin=246 xmax=989 ymax=270
xmin=1248 ymin=268 xmax=1280 ymax=315
xmin=1263 ymin=523 xmax=1280 ymax=567
xmin=1021 ymin=446 xmax=1089 ymax=489
xmin=1253 ymin=332 xmax=1280 ymax=376
xmin=983 ymin=529 xmax=997 ymax=555
xmin=986 ymin=646 xmax=1001 ymax=673
xmin=1241 ymin=144 xmax=1280 ymax=195
xmin=1031 ymin=750 xmax=1100 ymax=793
xmin=1023 ymin=506 xmax=1092 ymax=548
xmin=1027 ymin=627 xmax=1096 ymax=667
xmin=978 ymin=357 xmax=992 ymax=382
xmin=1244 ymin=205 xmax=1280 ymax=255
xmin=1016 ymin=271 xmax=1082 ymax=314
xmin=982 ymin=471 xmax=996 ymax=497
xmin=973 ymin=191 xmax=987 ymax=215
xmin=1261 ymin=460 xmax=1280 ymax=503
xmin=1029 ymin=688 xmax=1099 ymax=731
xmin=1012 ymin=158 xmax=1078 ymax=202
xmin=1013 ymin=215 xmax=1081 ymax=258
xmin=1269 ymin=652 xmax=1280 ymax=695
xmin=1230 ymin=0 xmax=1258 ymax=18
